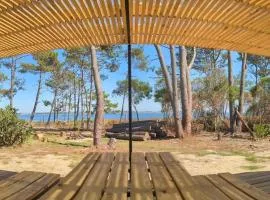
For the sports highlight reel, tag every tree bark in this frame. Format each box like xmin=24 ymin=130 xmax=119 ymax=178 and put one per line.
xmin=47 ymin=89 xmax=57 ymax=125
xmin=120 ymin=90 xmax=126 ymax=123
xmin=227 ymin=50 xmax=234 ymax=135
xmin=155 ymin=44 xmax=183 ymax=138
xmin=73 ymin=76 xmax=77 ymax=128
xmin=170 ymin=45 xmax=184 ymax=138
xmin=75 ymin=82 xmax=80 ymax=123
xmin=9 ymin=58 xmax=16 ymax=108
xmin=87 ymin=71 xmax=93 ymax=130
xmin=154 ymin=45 xmax=173 ymax=101
xmin=67 ymin=90 xmax=72 ymax=123
xmin=80 ymin=70 xmax=84 ymax=129
xmin=89 ymin=46 xmax=104 ymax=147
xmin=179 ymin=46 xmax=192 ymax=134
xmin=237 ymin=53 xmax=247 ymax=132
xmin=133 ymin=103 xmax=139 ymax=121
xmin=29 ymin=71 xmax=42 ymax=123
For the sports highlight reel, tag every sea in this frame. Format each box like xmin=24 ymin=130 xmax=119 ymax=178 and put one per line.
xmin=19 ymin=112 xmax=164 ymax=122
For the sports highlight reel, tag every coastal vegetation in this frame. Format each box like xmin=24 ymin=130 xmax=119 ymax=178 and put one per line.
xmin=0 ymin=45 xmax=269 ymax=147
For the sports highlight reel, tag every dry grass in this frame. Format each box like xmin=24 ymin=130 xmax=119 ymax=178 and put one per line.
xmin=0 ymin=132 xmax=270 ymax=176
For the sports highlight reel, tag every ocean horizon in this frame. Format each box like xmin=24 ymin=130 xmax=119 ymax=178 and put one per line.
xmin=19 ymin=111 xmax=164 ymax=122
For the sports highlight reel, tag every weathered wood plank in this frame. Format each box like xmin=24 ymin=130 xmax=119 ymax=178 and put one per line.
xmin=160 ymin=152 xmax=211 ymax=200
xmin=206 ymin=174 xmax=254 ymax=200
xmin=40 ymin=153 xmax=100 ymax=200
xmin=102 ymin=152 xmax=129 ymax=200
xmin=0 ymin=171 xmax=32 ymax=187
xmin=0 ymin=170 xmax=16 ymax=181
xmin=241 ymin=174 xmax=270 ymax=185
xmin=74 ymin=152 xmax=115 ymax=200
xmin=0 ymin=172 xmax=45 ymax=199
xmin=131 ymin=152 xmax=153 ymax=200
xmin=146 ymin=152 xmax=183 ymax=200
xmin=193 ymin=176 xmax=230 ymax=200
xmin=6 ymin=173 xmax=60 ymax=200
xmin=219 ymin=173 xmax=270 ymax=200
xmin=237 ymin=171 xmax=270 ymax=180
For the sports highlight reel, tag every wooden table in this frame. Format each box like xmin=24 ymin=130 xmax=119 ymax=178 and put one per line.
xmin=40 ymin=152 xmax=270 ymax=200
xmin=1 ymin=152 xmax=269 ymax=200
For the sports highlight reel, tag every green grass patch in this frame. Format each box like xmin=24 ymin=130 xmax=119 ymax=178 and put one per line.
xmin=240 ymin=165 xmax=265 ymax=171
xmin=245 ymin=155 xmax=258 ymax=163
xmin=47 ymin=138 xmax=90 ymax=147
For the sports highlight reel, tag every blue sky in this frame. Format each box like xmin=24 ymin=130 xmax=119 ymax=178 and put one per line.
xmin=0 ymin=45 xmax=247 ymax=114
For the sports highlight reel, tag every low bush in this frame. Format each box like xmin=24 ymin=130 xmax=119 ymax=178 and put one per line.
xmin=254 ymin=124 xmax=270 ymax=138
xmin=0 ymin=106 xmax=33 ymax=146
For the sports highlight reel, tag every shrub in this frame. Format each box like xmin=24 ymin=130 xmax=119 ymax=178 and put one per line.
xmin=0 ymin=106 xmax=32 ymax=146
xmin=254 ymin=124 xmax=270 ymax=138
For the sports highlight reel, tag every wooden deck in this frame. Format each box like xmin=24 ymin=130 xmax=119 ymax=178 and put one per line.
xmin=236 ymin=171 xmax=270 ymax=195
xmin=0 ymin=152 xmax=269 ymax=200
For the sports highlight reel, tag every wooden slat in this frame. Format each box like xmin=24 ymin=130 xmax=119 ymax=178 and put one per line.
xmin=146 ymin=152 xmax=183 ymax=200
xmin=102 ymin=152 xmax=129 ymax=200
xmin=237 ymin=171 xmax=270 ymax=180
xmin=159 ymin=152 xmax=211 ymax=200
xmin=219 ymin=173 xmax=270 ymax=200
xmin=131 ymin=152 xmax=153 ymax=200
xmin=39 ymin=153 xmax=100 ymax=200
xmin=0 ymin=0 xmax=269 ymax=57
xmin=206 ymin=174 xmax=254 ymax=200
xmin=241 ymin=174 xmax=270 ymax=185
xmin=0 ymin=170 xmax=16 ymax=181
xmin=6 ymin=173 xmax=60 ymax=200
xmin=73 ymin=152 xmax=115 ymax=200
xmin=0 ymin=171 xmax=45 ymax=199
xmin=0 ymin=171 xmax=32 ymax=187
xmin=193 ymin=176 xmax=230 ymax=200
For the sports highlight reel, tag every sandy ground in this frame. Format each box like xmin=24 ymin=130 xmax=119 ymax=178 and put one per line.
xmin=173 ymin=152 xmax=270 ymax=176
xmin=0 ymin=132 xmax=269 ymax=176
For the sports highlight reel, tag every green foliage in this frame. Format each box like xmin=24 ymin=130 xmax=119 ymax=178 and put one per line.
xmin=193 ymin=68 xmax=228 ymax=117
xmin=130 ymin=46 xmax=149 ymax=71
xmin=92 ymin=92 xmax=119 ymax=113
xmin=113 ymin=79 xmax=152 ymax=105
xmin=254 ymin=124 xmax=270 ymax=138
xmin=247 ymin=77 xmax=270 ymax=120
xmin=20 ymin=51 xmax=58 ymax=74
xmin=0 ymin=106 xmax=32 ymax=146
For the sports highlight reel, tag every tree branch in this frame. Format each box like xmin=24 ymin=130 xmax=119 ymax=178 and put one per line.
xmin=188 ymin=47 xmax=196 ymax=69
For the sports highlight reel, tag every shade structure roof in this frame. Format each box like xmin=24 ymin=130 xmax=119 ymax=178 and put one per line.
xmin=0 ymin=0 xmax=269 ymax=58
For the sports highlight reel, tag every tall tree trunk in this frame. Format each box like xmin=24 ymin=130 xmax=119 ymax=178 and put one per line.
xmin=133 ymin=103 xmax=139 ymax=121
xmin=179 ymin=46 xmax=192 ymax=134
xmin=76 ymin=82 xmax=80 ymax=122
xmin=73 ymin=77 xmax=77 ymax=128
xmin=155 ymin=45 xmax=173 ymax=100
xmin=29 ymin=71 xmax=42 ymax=123
xmin=80 ymin=70 xmax=85 ymax=129
xmin=170 ymin=45 xmax=184 ymax=138
xmin=237 ymin=53 xmax=247 ymax=132
xmin=155 ymin=44 xmax=183 ymax=138
xmin=119 ymin=91 xmax=126 ymax=123
xmin=227 ymin=50 xmax=234 ymax=135
xmin=87 ymin=72 xmax=93 ymax=130
xmin=67 ymin=90 xmax=72 ymax=123
xmin=89 ymin=46 xmax=104 ymax=147
xmin=47 ymin=89 xmax=57 ymax=125
xmin=9 ymin=58 xmax=16 ymax=108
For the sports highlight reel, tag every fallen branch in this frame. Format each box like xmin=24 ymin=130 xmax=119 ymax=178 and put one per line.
xmin=235 ymin=110 xmax=256 ymax=139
